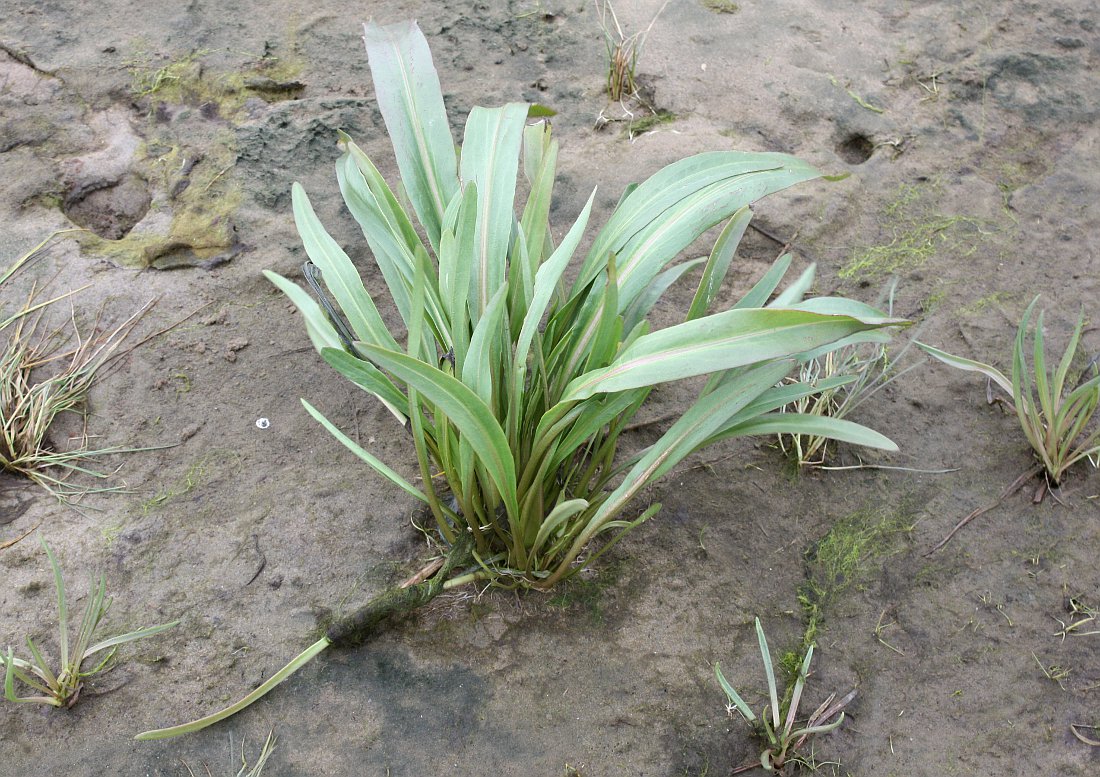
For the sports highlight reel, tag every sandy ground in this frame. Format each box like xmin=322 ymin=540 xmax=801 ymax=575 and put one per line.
xmin=2 ymin=1 xmax=1099 ymax=775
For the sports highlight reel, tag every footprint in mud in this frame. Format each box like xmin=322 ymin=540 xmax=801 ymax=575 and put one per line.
xmin=62 ymin=171 xmax=151 ymax=240
xmin=58 ymin=108 xmax=151 ymax=239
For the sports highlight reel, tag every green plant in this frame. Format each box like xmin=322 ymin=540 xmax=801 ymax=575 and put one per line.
xmin=715 ymin=618 xmax=854 ymax=773
xmin=779 ymin=283 xmax=918 ymax=467
xmin=2 ymin=536 xmax=177 ymax=707
xmin=701 ymin=0 xmax=740 ymax=14
xmin=1054 ymin=594 xmax=1099 ymax=640
xmin=181 ymin=730 xmax=278 ymax=777
xmin=917 ymin=297 xmax=1099 ymax=486
xmin=136 ymin=19 xmax=904 ymax=740
xmin=595 ymin=0 xmax=667 ymax=102
xmin=1 ymin=232 xmax=154 ymax=501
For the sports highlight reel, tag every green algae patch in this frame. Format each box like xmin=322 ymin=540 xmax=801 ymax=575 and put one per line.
xmin=798 ymin=505 xmax=915 ymax=647
xmin=626 ymin=109 xmax=677 ymax=138
xmin=840 ymin=183 xmax=989 ymax=281
xmin=126 ymin=46 xmax=304 ymax=119
xmin=81 ymin=134 xmax=242 ymax=269
xmin=82 ymin=44 xmax=305 ymax=268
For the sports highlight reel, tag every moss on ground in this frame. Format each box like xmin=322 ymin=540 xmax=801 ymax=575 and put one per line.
xmin=83 ymin=44 xmax=303 ymax=268
xmin=840 ymin=182 xmax=989 ymax=281
xmin=701 ymin=0 xmax=739 ymax=13
xmin=796 ymin=505 xmax=915 ymax=651
xmin=627 ymin=110 xmax=677 ymax=138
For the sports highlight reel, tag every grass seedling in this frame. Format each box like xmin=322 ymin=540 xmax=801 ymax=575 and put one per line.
xmin=181 ymin=730 xmax=278 ymax=777
xmin=1053 ymin=594 xmax=1100 ymax=641
xmin=1 ymin=233 xmax=155 ymax=501
xmin=716 ymin=618 xmax=854 ymax=773
xmin=779 ymin=282 xmax=918 ymax=467
xmin=595 ymin=0 xmax=668 ymax=102
xmin=2 ymin=536 xmax=177 ymax=707
xmin=919 ymin=297 xmax=1099 ymax=490
xmin=137 ymin=19 xmax=905 ymax=740
xmin=1032 ymin=652 xmax=1070 ymax=691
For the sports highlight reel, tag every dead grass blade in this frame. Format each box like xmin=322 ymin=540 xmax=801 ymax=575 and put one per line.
xmin=2 ymin=236 xmax=157 ymax=502
xmin=925 ymin=464 xmax=1041 ymax=555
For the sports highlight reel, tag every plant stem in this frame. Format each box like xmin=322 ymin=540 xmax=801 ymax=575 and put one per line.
xmin=134 ymin=532 xmax=477 ymax=740
xmin=326 ymin=532 xmax=474 ymax=647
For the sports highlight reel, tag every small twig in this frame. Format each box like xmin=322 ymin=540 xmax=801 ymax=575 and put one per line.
xmin=245 ymin=533 xmax=266 ymax=585
xmin=1071 ymin=724 xmax=1100 ymax=746
xmin=1 ymin=523 xmax=41 ymax=549
xmin=624 ymin=411 xmax=678 ymax=432
xmin=400 ymin=557 xmax=445 ymax=588
xmin=925 ymin=464 xmax=1041 ymax=555
xmin=748 ymin=223 xmax=820 ymax=265
xmin=202 ymin=165 xmax=232 ymax=193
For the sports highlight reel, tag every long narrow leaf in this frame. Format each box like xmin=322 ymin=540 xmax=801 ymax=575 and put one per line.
xmin=321 ymin=348 xmax=409 ymax=424
xmin=462 ymin=284 xmax=509 ymax=408
xmin=520 ymin=121 xmax=558 ymax=279
xmin=915 ymin=341 xmax=1014 ymax=398
xmin=460 ymin=103 xmax=528 ymax=320
xmin=85 ymin=621 xmax=179 ymax=658
xmin=301 ymin=399 xmax=428 ymax=505
xmin=41 ymin=538 xmax=69 ymax=670
xmin=356 ymin=344 xmax=520 ymax=521
xmin=625 ymin=256 xmax=708 ymax=332
xmin=706 ymin=412 xmax=898 ymax=451
xmin=715 ymin=662 xmax=757 ymax=723
xmin=574 ymin=153 xmax=820 ymax=298
xmin=756 ymin=618 xmax=780 ymax=731
xmin=733 ymin=252 xmax=793 ymax=310
xmin=363 ymin=20 xmax=459 ymax=250
xmin=564 ymin=308 xmax=900 ymax=402
xmin=291 ymin=183 xmax=398 ymax=351
xmin=263 ymin=271 xmax=343 ymax=354
xmin=688 ymin=205 xmax=752 ymax=320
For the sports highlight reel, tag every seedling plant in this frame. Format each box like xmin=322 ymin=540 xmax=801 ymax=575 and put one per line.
xmin=2 ymin=536 xmax=177 ymax=708
xmin=918 ymin=297 xmax=1099 ymax=488
xmin=137 ymin=19 xmax=904 ymax=739
xmin=778 ymin=282 xmax=918 ymax=467
xmin=595 ymin=0 xmax=668 ymax=102
xmin=716 ymin=618 xmax=854 ymax=773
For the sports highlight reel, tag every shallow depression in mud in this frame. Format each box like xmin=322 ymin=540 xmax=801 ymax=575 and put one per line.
xmin=62 ymin=172 xmax=151 ymax=239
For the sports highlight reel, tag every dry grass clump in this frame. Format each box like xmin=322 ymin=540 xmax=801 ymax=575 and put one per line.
xmin=1 ymin=232 xmax=152 ymax=501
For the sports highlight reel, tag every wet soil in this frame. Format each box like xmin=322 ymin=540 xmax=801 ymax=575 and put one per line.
xmin=2 ymin=1 xmax=1099 ymax=775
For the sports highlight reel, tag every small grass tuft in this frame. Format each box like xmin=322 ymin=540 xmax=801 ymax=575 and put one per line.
xmin=595 ymin=0 xmax=668 ymax=102
xmin=2 ymin=536 xmax=177 ymax=708
xmin=778 ymin=282 xmax=918 ymax=467
xmin=1 ymin=233 xmax=155 ymax=501
xmin=918 ymin=296 xmax=1100 ymax=488
xmin=716 ymin=618 xmax=854 ymax=774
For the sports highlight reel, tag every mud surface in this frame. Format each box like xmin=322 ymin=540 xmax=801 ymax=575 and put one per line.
xmin=2 ymin=2 xmax=1099 ymax=775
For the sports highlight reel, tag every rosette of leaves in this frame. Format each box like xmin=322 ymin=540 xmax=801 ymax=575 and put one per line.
xmin=136 ymin=19 xmax=905 ymax=740
xmin=918 ymin=297 xmax=1099 ymax=486
xmin=271 ymin=20 xmax=904 ymax=589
